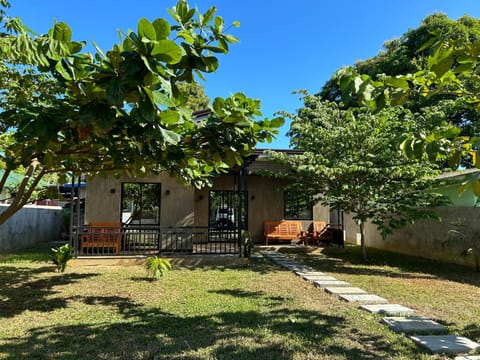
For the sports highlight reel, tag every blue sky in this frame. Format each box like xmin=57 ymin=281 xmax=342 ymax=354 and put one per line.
xmin=8 ymin=1 xmax=480 ymax=149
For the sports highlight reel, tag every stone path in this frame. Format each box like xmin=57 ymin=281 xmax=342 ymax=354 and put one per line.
xmin=260 ymin=250 xmax=480 ymax=356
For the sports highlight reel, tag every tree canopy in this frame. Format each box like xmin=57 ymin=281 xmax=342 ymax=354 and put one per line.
xmin=0 ymin=0 xmax=283 ymax=225
xmin=319 ymin=14 xmax=480 ymax=146
xmin=275 ymin=92 xmax=449 ymax=262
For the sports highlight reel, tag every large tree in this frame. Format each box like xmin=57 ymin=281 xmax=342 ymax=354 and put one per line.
xmin=319 ymin=14 xmax=480 ymax=147
xmin=332 ymin=18 xmax=480 ymax=198
xmin=0 ymin=0 xmax=283 ymax=225
xmin=275 ymin=93 xmax=449 ymax=263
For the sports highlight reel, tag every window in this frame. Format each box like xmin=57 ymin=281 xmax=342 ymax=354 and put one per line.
xmin=209 ymin=190 xmax=248 ymax=229
xmin=121 ymin=183 xmax=161 ymax=225
xmin=284 ymin=191 xmax=313 ymax=220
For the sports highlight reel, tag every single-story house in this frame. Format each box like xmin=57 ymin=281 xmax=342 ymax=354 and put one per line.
xmin=75 ymin=149 xmax=340 ymax=256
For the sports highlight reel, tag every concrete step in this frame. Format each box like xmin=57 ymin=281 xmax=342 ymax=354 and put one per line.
xmin=410 ymin=335 xmax=480 ymax=355
xmin=324 ymin=287 xmax=367 ymax=295
xmin=339 ymin=294 xmax=388 ymax=304
xmin=381 ymin=316 xmax=447 ymax=334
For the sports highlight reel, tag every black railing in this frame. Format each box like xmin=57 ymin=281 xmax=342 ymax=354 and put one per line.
xmin=72 ymin=225 xmax=241 ymax=256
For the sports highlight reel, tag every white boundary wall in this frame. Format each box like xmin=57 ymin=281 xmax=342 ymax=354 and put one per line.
xmin=0 ymin=204 xmax=63 ymax=252
xmin=344 ymin=207 xmax=480 ymax=268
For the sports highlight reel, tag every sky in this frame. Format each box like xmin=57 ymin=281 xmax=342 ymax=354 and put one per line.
xmin=8 ymin=1 xmax=480 ymax=149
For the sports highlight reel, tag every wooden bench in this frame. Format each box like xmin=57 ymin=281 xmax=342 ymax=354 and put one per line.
xmin=264 ymin=221 xmax=304 ymax=245
xmin=307 ymin=221 xmax=344 ymax=247
xmin=79 ymin=222 xmax=122 ymax=254
xmin=306 ymin=221 xmax=329 ymax=246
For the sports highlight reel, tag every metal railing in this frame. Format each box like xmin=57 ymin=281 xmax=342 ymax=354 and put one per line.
xmin=72 ymin=225 xmax=241 ymax=256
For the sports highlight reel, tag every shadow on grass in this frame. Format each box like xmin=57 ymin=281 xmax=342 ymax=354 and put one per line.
xmin=462 ymin=323 xmax=480 ymax=342
xmin=209 ymin=288 xmax=292 ymax=305
xmin=0 ymin=242 xmax=54 ymax=263
xmin=275 ymin=245 xmax=480 ymax=287
xmin=0 ymin=265 xmax=99 ymax=318
xmin=0 ymin=305 xmax=413 ymax=360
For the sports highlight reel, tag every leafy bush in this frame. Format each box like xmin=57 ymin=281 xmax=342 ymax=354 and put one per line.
xmin=50 ymin=243 xmax=73 ymax=272
xmin=144 ymin=256 xmax=172 ymax=280
xmin=241 ymin=230 xmax=254 ymax=259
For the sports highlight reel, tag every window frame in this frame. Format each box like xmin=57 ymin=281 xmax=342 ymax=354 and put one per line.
xmin=283 ymin=191 xmax=313 ymax=220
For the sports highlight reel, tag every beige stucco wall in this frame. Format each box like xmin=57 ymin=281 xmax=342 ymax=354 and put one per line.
xmin=85 ymin=173 xmax=195 ymax=226
xmin=344 ymin=206 xmax=480 ymax=268
xmin=194 ymin=174 xmax=329 ymax=243
xmin=87 ymin=172 xmax=330 ymax=243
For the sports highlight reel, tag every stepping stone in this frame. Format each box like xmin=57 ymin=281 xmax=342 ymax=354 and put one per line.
xmin=360 ymin=304 xmax=415 ymax=316
xmin=302 ymin=275 xmax=337 ymax=282
xmin=381 ymin=317 xmax=447 ymax=334
xmin=324 ymin=287 xmax=367 ymax=295
xmin=339 ymin=294 xmax=388 ymax=304
xmin=314 ymin=280 xmax=351 ymax=288
xmin=410 ymin=335 xmax=480 ymax=355
xmin=283 ymin=265 xmax=313 ymax=271
xmin=261 ymin=252 xmax=281 ymax=257
xmin=277 ymin=262 xmax=302 ymax=267
xmin=455 ymin=356 xmax=480 ymax=360
xmin=295 ymin=271 xmax=325 ymax=276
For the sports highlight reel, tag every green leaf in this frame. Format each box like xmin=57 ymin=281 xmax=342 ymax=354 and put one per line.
xmin=55 ymin=61 xmax=72 ymax=80
xmin=270 ymin=117 xmax=285 ymax=128
xmin=223 ymin=34 xmax=239 ymax=44
xmin=177 ymin=30 xmax=194 ymax=44
xmin=202 ymin=6 xmax=216 ymax=26
xmin=160 ymin=110 xmax=180 ymax=125
xmin=385 ymin=76 xmax=410 ymax=90
xmin=153 ymin=91 xmax=176 ymax=108
xmin=52 ymin=22 xmax=72 ymax=43
xmin=138 ymin=18 xmax=156 ymax=41
xmin=160 ymin=127 xmax=181 ymax=145
xmin=152 ymin=18 xmax=170 ymax=39
xmin=428 ymin=46 xmax=454 ymax=77
xmin=214 ymin=16 xmax=224 ymax=32
xmin=203 ymin=56 xmax=219 ymax=72
xmin=151 ymin=40 xmax=183 ymax=64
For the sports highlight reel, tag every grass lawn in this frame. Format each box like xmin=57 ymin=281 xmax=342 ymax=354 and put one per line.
xmin=0 ymin=243 xmax=478 ymax=359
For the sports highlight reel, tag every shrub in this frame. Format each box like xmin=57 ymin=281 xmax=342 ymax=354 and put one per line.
xmin=144 ymin=256 xmax=172 ymax=280
xmin=50 ymin=243 xmax=73 ymax=272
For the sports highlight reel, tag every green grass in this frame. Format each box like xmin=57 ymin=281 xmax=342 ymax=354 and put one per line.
xmin=279 ymin=245 xmax=480 ymax=342
xmin=0 ymin=243 xmax=477 ymax=359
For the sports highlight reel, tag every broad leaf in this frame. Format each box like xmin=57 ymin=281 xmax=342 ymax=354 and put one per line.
xmin=152 ymin=18 xmax=170 ymax=39
xmin=160 ymin=127 xmax=181 ymax=145
xmin=151 ymin=40 xmax=183 ymax=64
xmin=138 ymin=18 xmax=156 ymax=41
xmin=52 ymin=22 xmax=72 ymax=43
xmin=160 ymin=110 xmax=180 ymax=125
xmin=385 ymin=76 xmax=409 ymax=90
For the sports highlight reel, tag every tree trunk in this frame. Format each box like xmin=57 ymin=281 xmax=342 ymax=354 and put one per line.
xmin=359 ymin=222 xmax=367 ymax=264
xmin=0 ymin=164 xmax=46 ymax=226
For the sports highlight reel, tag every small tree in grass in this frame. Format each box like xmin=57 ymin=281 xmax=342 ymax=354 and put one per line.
xmin=274 ymin=93 xmax=450 ymax=263
xmin=50 ymin=243 xmax=73 ymax=272
xmin=145 ymin=256 xmax=172 ymax=280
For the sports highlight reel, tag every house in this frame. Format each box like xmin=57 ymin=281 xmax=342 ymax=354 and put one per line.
xmin=75 ymin=149 xmax=339 ymax=256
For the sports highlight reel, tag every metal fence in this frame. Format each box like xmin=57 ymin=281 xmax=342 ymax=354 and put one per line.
xmin=72 ymin=225 xmax=241 ymax=256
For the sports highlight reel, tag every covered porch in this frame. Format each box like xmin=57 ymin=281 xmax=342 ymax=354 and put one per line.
xmin=69 ymin=158 xmax=252 ymax=257
xmin=71 ymin=224 xmax=242 ymax=256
